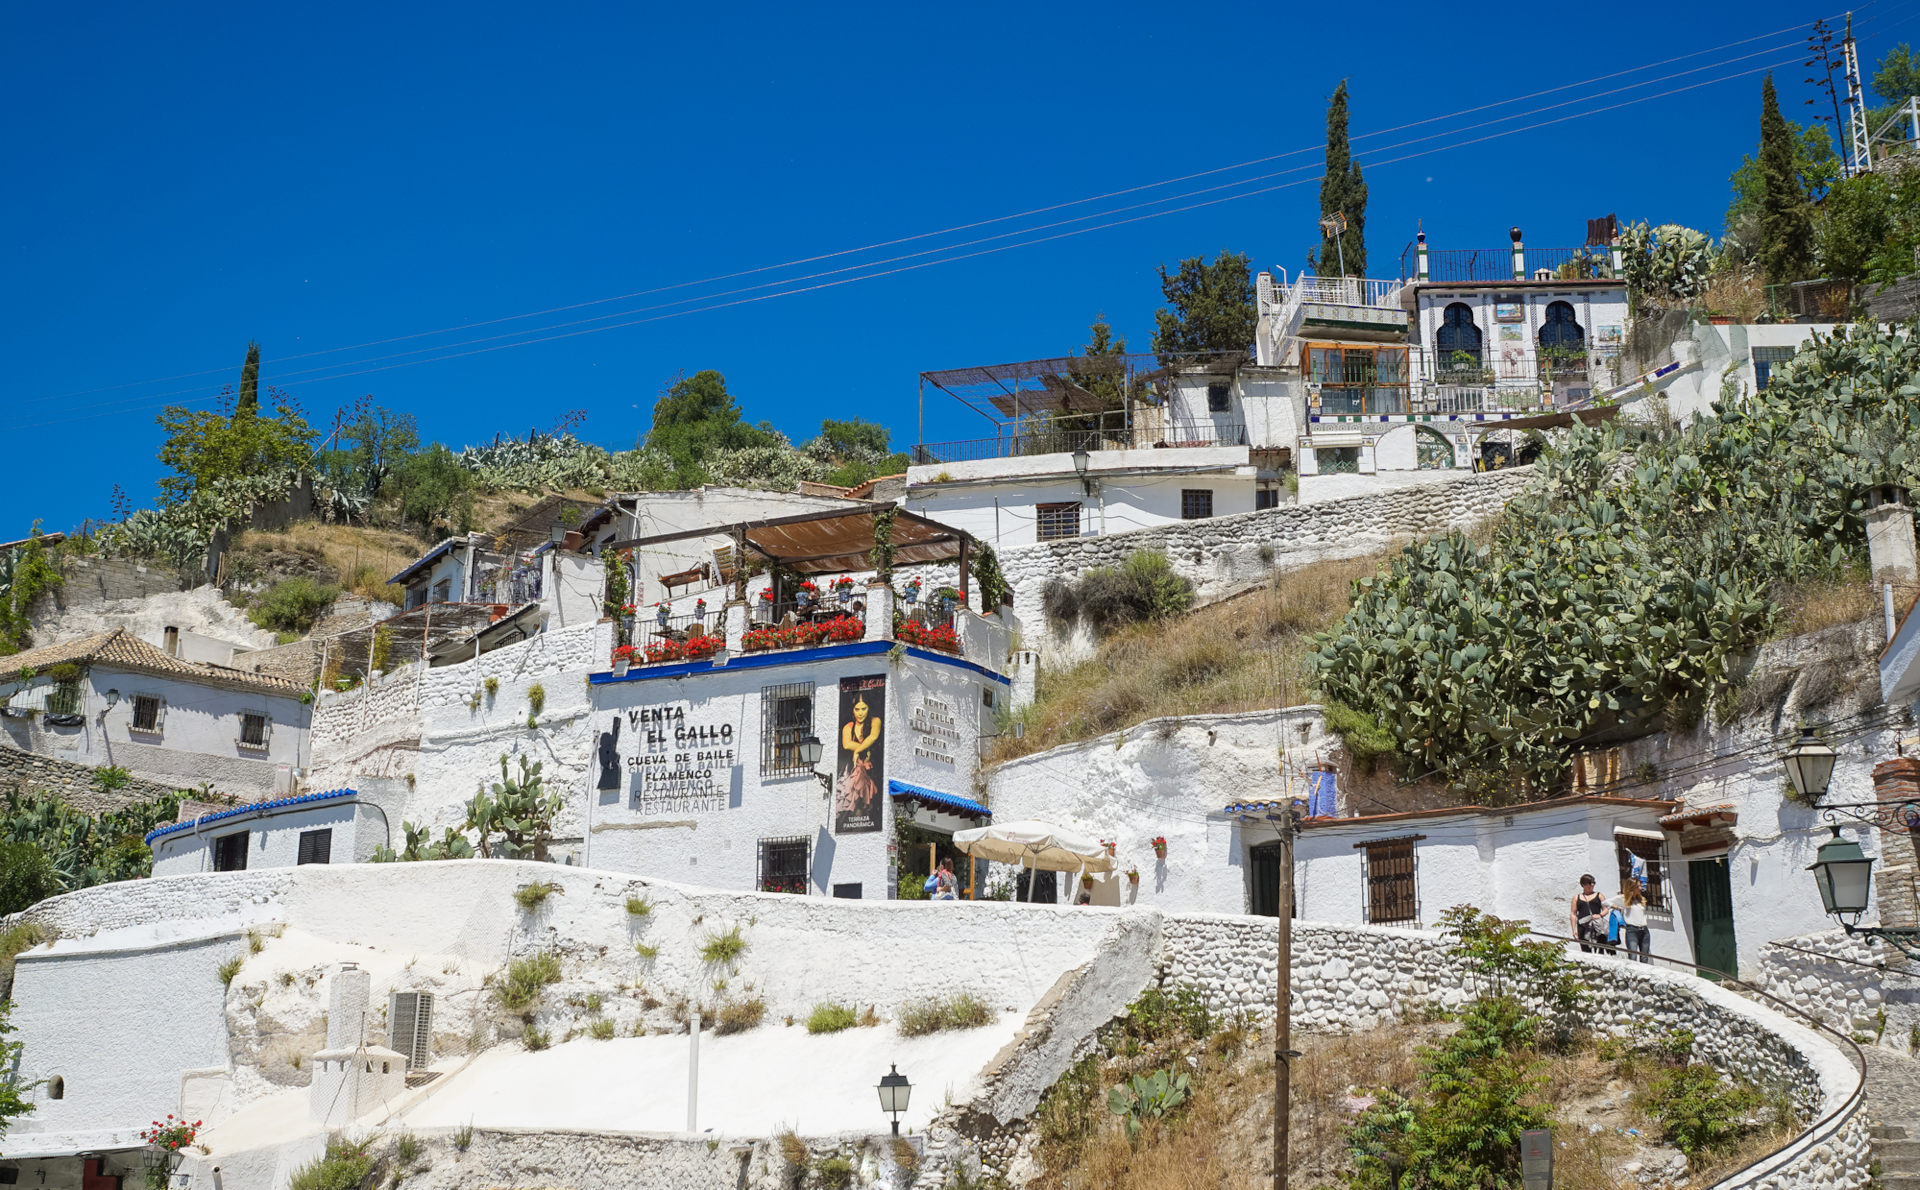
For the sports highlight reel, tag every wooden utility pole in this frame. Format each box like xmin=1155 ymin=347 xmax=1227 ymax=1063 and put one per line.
xmin=1274 ymin=808 xmax=1297 ymax=1190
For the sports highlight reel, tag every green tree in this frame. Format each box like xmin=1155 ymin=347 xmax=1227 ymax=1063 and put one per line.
xmin=1314 ymin=80 xmax=1368 ymax=277
xmin=1757 ymin=74 xmax=1817 ymax=285
xmin=0 ymin=840 xmax=60 ymax=915
xmin=0 ymin=529 xmax=62 ymax=656
xmin=642 ymin=370 xmax=782 ymax=488
xmin=389 ymin=444 xmax=473 ymax=536
xmin=321 ymin=406 xmax=419 ymax=497
xmin=805 ymin=418 xmax=910 ymax=488
xmin=1149 ymin=253 xmax=1256 ymax=360
xmin=1876 ymin=43 xmax=1920 ymax=105
xmin=1727 ymin=121 xmax=1840 ymax=229
xmin=155 ymin=346 xmax=316 ymax=505
xmin=236 ymin=341 xmax=261 ymax=416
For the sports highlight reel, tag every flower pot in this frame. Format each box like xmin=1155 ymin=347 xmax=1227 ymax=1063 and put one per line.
xmin=613 ymin=660 xmax=630 ymax=677
xmin=1126 ymin=870 xmax=1140 ymax=885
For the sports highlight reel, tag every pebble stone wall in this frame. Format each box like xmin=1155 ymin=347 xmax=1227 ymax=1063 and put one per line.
xmin=1754 ymin=930 xmax=1920 ymax=1057
xmin=0 ymin=747 xmax=190 ymax=814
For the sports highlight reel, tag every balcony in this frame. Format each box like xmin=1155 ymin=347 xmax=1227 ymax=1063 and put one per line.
xmin=610 ymin=592 xmax=1004 ymax=671
xmin=1415 ymin=246 xmax=1615 ymax=284
xmin=1308 ymin=350 xmax=1613 ymax=419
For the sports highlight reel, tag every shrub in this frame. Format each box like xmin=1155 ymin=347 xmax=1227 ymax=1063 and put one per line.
xmin=90 ymin=765 xmax=131 ymax=792
xmin=513 ymin=881 xmax=559 ymax=911
xmin=1055 ymin=551 xmax=1194 ymax=635
xmin=521 ymin=1023 xmax=550 ymax=1051
xmin=1321 ymin=700 xmax=1399 ymax=774
xmin=583 ymin=992 xmax=603 ymax=1014
xmin=0 ymin=841 xmax=60 ymax=917
xmin=393 ymin=1132 xmax=423 ymax=1167
xmin=777 ymin=1131 xmax=809 ymax=1170
xmin=1642 ymin=1062 xmax=1766 ymax=1159
xmin=247 ymin=577 xmax=339 ymax=635
xmin=527 ymin=683 xmax=546 ymax=716
xmin=1107 ymin=1068 xmax=1192 ymax=1140
xmin=1120 ymin=986 xmax=1213 ymax=1046
xmin=589 ymin=1018 xmax=616 ymax=1041
xmin=699 ymin=925 xmax=747 ymax=966
xmin=494 ymin=951 xmax=562 ymax=1011
xmin=625 ymin=895 xmax=652 ymax=917
xmin=810 ymin=1154 xmax=854 ymax=1189
xmin=806 ymin=1002 xmax=860 ymax=1034
xmin=369 ymin=625 xmax=394 ymax=675
xmin=715 ymin=995 xmax=767 ymax=1035
xmin=898 ymin=991 xmax=993 ymax=1037
xmin=287 ymin=1138 xmax=374 ymax=1190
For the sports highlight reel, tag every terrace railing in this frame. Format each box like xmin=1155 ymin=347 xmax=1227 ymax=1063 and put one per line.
xmin=1419 ymin=247 xmax=1612 ymax=283
xmin=912 ymin=420 xmax=1248 ymax=466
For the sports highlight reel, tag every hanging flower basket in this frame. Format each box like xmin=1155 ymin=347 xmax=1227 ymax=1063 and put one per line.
xmin=1150 ymin=836 xmax=1168 ymax=859
xmin=1100 ymin=840 xmax=1116 ymax=858
xmin=1126 ymin=867 xmax=1140 ymax=885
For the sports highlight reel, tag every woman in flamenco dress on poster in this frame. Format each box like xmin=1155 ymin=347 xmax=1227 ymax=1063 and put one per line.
xmin=837 ymin=694 xmax=881 ymax=822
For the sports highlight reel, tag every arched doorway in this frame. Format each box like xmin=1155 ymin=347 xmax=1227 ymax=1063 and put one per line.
xmin=1436 ymin=303 xmax=1483 ymax=380
xmin=1538 ymin=301 xmax=1586 ymax=380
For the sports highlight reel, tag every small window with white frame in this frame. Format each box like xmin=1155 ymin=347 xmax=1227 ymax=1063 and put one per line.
xmin=239 ymin=712 xmax=270 ymax=750
xmin=131 ymin=694 xmax=163 ymax=733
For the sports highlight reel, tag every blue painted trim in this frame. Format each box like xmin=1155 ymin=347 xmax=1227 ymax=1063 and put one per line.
xmin=590 ymin=639 xmax=1012 ymax=686
xmin=146 ymin=787 xmax=360 ymax=845
xmin=888 ymin=779 xmax=991 ymax=818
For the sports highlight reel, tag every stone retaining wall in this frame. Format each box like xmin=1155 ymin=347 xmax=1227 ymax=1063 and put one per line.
xmin=0 ymin=746 xmax=195 ymax=814
xmin=1754 ymin=929 xmax=1920 ymax=1054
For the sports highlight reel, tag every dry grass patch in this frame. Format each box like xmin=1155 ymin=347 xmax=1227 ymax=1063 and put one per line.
xmin=992 ymin=551 xmax=1389 ymax=764
xmin=1773 ymin=572 xmax=1877 ymax=638
xmin=231 ymin=521 xmax=426 ymax=602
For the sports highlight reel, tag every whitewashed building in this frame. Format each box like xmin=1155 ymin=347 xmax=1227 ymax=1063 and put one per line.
xmin=0 ymin=628 xmax=311 ymax=795
xmin=148 ymin=787 xmax=388 ymax=875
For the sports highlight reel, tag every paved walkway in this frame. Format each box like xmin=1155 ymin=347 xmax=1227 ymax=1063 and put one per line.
xmin=1867 ymin=1047 xmax=1920 ymax=1127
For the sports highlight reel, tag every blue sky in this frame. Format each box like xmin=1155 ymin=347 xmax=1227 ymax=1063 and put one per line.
xmin=4 ymin=0 xmax=1915 ymax=531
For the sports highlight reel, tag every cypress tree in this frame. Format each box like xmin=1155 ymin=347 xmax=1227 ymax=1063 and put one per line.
xmin=236 ymin=341 xmax=261 ymax=416
xmin=1317 ymin=81 xmax=1368 ymax=278
xmin=1757 ymin=74 xmax=1815 ymax=286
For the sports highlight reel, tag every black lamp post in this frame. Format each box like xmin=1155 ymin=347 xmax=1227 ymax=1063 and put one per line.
xmin=1805 ymin=823 xmax=1920 ymax=959
xmin=1782 ymin=726 xmax=1838 ymax=805
xmin=797 ymin=734 xmax=832 ymax=793
xmin=876 ymin=1064 xmax=912 ymax=1135
xmin=1072 ymin=448 xmax=1092 ymax=495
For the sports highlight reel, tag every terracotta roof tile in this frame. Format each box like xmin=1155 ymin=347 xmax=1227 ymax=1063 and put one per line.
xmin=2 ymin=628 xmax=305 ymax=696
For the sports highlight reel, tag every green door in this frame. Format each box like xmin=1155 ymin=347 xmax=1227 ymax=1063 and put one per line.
xmin=1688 ymin=857 xmax=1738 ymax=980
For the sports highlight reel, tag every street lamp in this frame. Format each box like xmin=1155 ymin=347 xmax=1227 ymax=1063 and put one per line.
xmin=104 ymin=689 xmax=119 ymax=710
xmin=1808 ymin=826 xmax=1875 ymax=927
xmin=1782 ymin=726 xmax=1837 ymax=805
xmin=1071 ymin=448 xmax=1091 ymax=495
xmin=876 ymin=1064 xmax=912 ymax=1135
xmin=797 ymin=734 xmax=832 ymax=793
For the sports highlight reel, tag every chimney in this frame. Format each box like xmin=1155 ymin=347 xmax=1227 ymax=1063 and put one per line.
xmin=1416 ymin=228 xmax=1429 ymax=282
xmin=1510 ymin=226 xmax=1525 ymax=280
xmin=328 ymin=962 xmax=370 ymax=1049
xmin=163 ymin=626 xmax=180 ymax=657
xmin=1866 ymin=484 xmax=1918 ymax=583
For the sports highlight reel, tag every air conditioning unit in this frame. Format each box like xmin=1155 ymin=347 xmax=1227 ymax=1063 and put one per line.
xmin=390 ymin=991 xmax=434 ymax=1071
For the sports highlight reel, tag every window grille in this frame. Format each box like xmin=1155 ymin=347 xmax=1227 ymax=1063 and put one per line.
xmin=213 ymin=831 xmax=249 ymax=872
xmin=1752 ymin=346 xmax=1797 ymax=391
xmin=44 ymin=682 xmax=81 ymax=716
xmin=389 ymin=991 xmax=435 ymax=1070
xmin=1034 ymin=502 xmax=1082 ymax=542
xmin=1180 ymin=489 xmax=1214 ymax=520
xmin=757 ymin=835 xmax=810 ymax=895
xmin=1207 ymin=383 xmax=1230 ymax=413
xmin=1317 ymin=447 xmax=1360 ymax=475
xmin=296 ymin=829 xmax=333 ymax=866
xmin=1616 ymin=837 xmax=1669 ymax=911
xmin=760 ymin=682 xmax=815 ymax=777
xmin=239 ymin=713 xmax=270 ymax=749
xmin=131 ymin=694 xmax=162 ymax=733
xmin=1360 ymin=837 xmax=1419 ymax=924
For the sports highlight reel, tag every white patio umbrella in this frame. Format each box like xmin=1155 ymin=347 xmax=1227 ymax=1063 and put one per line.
xmin=952 ymin=819 xmax=1114 ymax=902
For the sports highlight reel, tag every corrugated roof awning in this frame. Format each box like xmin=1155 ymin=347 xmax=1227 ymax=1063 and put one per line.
xmin=889 ymin=780 xmax=990 ymax=819
xmin=607 ymin=504 xmax=975 ymax=576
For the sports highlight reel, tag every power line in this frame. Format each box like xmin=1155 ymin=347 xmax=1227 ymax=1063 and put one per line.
xmin=8 ymin=16 xmax=1864 ymax=419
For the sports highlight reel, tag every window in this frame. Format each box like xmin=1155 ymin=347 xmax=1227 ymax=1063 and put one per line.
xmin=1180 ymin=489 xmax=1214 ymax=520
xmin=1035 ymin=501 xmax=1082 ymax=542
xmin=1435 ymin=302 xmax=1484 ymax=376
xmin=46 ymin=1076 xmax=63 ymax=1100
xmin=212 ymin=831 xmax=249 ymax=872
xmin=757 ymin=836 xmax=810 ymax=895
xmin=430 ymin=578 xmax=451 ymax=604
xmin=981 ymin=686 xmax=995 ymax=708
xmin=1256 ymin=486 xmax=1281 ymax=510
xmin=832 ymin=883 xmax=863 ymax=899
xmin=296 ymin=829 xmax=333 ymax=866
xmin=1753 ymin=346 xmax=1797 ymax=391
xmin=1616 ymin=836 xmax=1669 ymax=911
xmin=131 ymin=694 xmax=162 ymax=733
xmin=239 ymin=713 xmax=270 ymax=750
xmin=1206 ymin=382 xmax=1230 ymax=413
xmin=761 ymin=682 xmax=815 ymax=777
xmin=44 ymin=681 xmax=82 ymax=716
xmin=1361 ymin=837 xmax=1419 ymax=925
xmin=1317 ymin=447 xmax=1359 ymax=475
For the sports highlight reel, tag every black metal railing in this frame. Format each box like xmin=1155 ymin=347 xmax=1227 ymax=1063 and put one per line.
xmin=1421 ymin=247 xmax=1609 ymax=283
xmin=912 ymin=421 xmax=1248 ymax=466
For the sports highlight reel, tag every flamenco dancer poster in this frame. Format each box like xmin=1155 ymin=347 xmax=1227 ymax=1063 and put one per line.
xmin=834 ymin=674 xmax=886 ymax=834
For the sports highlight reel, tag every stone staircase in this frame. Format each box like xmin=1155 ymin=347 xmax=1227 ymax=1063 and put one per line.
xmin=1873 ymin=1122 xmax=1920 ymax=1190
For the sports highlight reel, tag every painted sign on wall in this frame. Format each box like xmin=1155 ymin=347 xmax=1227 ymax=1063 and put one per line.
xmin=909 ymin=695 xmax=961 ymax=766
xmin=598 ymin=703 xmax=740 ymax=814
xmin=835 ymin=674 xmax=886 ymax=834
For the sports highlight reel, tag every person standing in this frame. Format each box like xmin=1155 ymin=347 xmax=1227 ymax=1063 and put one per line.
xmin=933 ymin=858 xmax=959 ymax=901
xmin=1620 ymin=878 xmax=1651 ymax=962
xmin=1571 ymin=874 xmax=1610 ymax=953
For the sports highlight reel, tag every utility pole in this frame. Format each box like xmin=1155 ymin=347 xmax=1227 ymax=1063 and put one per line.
xmin=1273 ymin=803 xmax=1300 ymax=1190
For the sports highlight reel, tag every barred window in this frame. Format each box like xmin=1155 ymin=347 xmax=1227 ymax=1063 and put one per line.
xmin=1361 ymin=837 xmax=1419 ymax=925
xmin=44 ymin=682 xmax=82 ymax=716
xmin=1616 ymin=836 xmax=1669 ymax=911
xmin=1181 ymin=489 xmax=1214 ymax=520
xmin=239 ymin=713 xmax=269 ymax=749
xmin=758 ymin=835 xmax=810 ymax=895
xmin=132 ymin=694 xmax=162 ymax=733
xmin=1035 ymin=502 xmax=1082 ymax=542
xmin=1207 ymin=383 xmax=1230 ymax=412
xmin=761 ymin=682 xmax=815 ymax=777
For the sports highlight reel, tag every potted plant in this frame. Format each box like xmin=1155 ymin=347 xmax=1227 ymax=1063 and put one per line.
xmin=796 ymin=580 xmax=819 ymax=608
xmin=1150 ymin=836 xmax=1168 ymax=860
xmin=694 ymin=597 xmax=708 ymax=621
xmin=654 ymin=601 xmax=671 ymax=628
xmin=832 ymin=575 xmax=856 ymax=603
xmin=141 ymin=1116 xmax=200 ymax=1189
xmin=611 ymin=644 xmax=636 ymax=676
xmin=902 ymin=576 xmax=923 ymax=604
xmin=1100 ymin=840 xmax=1116 ymax=858
xmin=1126 ymin=867 xmax=1140 ymax=885
xmin=934 ymin=585 xmax=962 ymax=612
